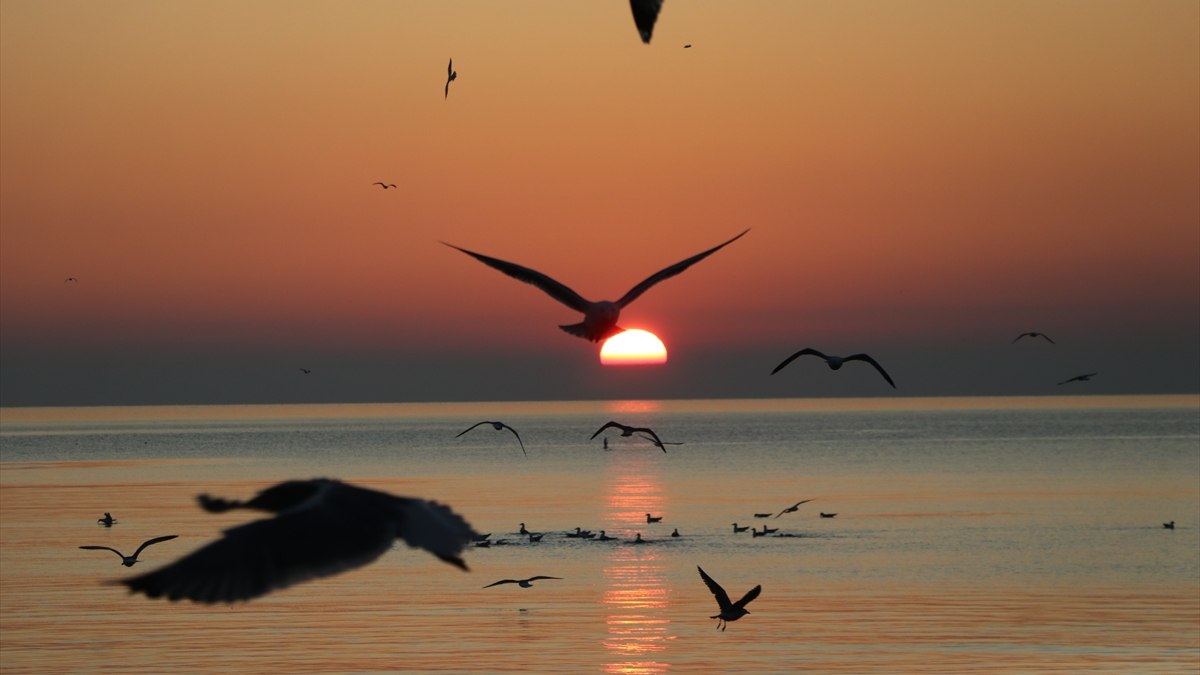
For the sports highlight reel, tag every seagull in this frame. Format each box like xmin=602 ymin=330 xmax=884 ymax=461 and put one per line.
xmin=629 ymin=0 xmax=664 ymax=43
xmin=483 ymin=576 xmax=562 ymax=589
xmin=97 ymin=513 xmax=117 ymax=527
xmin=1013 ymin=332 xmax=1055 ymax=344
xmin=761 ymin=525 xmax=778 ymax=534
xmin=528 ymin=533 xmax=544 ymax=542
xmin=775 ymin=500 xmax=813 ymax=518
xmin=753 ymin=513 xmax=773 ymax=519
xmin=646 ymin=513 xmax=663 ymax=523
xmin=65 ymin=277 xmax=79 ymax=283
xmin=596 ymin=530 xmax=616 ymax=541
xmin=671 ymin=528 xmax=681 ymax=537
xmin=79 ymin=535 xmax=178 ymax=567
xmin=771 ymin=348 xmax=896 ymax=388
xmin=372 ymin=182 xmax=397 ymax=190
xmin=1057 ymin=373 xmax=1097 ymax=385
xmin=519 ymin=523 xmax=531 ymax=535
xmin=631 ymin=533 xmax=647 ymax=544
xmin=472 ymin=532 xmax=492 ymax=542
xmin=820 ymin=512 xmax=837 ymax=518
xmin=751 ymin=528 xmax=767 ymax=538
xmin=118 ymin=479 xmax=475 ymax=603
xmin=443 ymin=229 xmax=749 ymax=342
xmin=732 ymin=523 xmax=750 ymax=533
xmin=455 ymin=421 xmax=527 ymax=458
xmin=591 ymin=421 xmax=672 ymax=452
xmin=697 ymin=566 xmax=760 ymax=631
xmin=299 ymin=368 xmax=311 ymax=374
xmin=445 ymin=58 xmax=456 ymax=98
xmin=1163 ymin=521 xmax=1175 ymax=530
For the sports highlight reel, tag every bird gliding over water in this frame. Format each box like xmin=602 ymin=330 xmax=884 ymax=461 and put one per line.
xmin=483 ymin=576 xmax=562 ymax=589
xmin=455 ymin=421 xmax=527 ymax=457
xmin=442 ymin=229 xmax=749 ymax=342
xmin=771 ymin=348 xmax=896 ymax=388
xmin=118 ymin=479 xmax=475 ymax=603
xmin=698 ymin=566 xmax=760 ymax=631
xmin=1013 ymin=332 xmax=1055 ymax=344
xmin=1058 ymin=372 xmax=1097 ymax=385
xmin=591 ymin=421 xmax=673 ymax=451
xmin=80 ymin=535 xmax=177 ymax=567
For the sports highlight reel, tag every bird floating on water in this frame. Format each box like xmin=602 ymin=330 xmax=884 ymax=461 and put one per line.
xmin=1013 ymin=332 xmax=1055 ymax=344
xmin=372 ymin=182 xmax=397 ymax=190
xmin=443 ymin=229 xmax=749 ymax=342
xmin=455 ymin=421 xmax=527 ymax=457
xmin=1163 ymin=521 xmax=1175 ymax=530
xmin=528 ymin=532 xmax=544 ymax=542
xmin=483 ymin=576 xmax=562 ymax=589
xmin=1057 ymin=373 xmax=1097 ymax=385
xmin=698 ymin=566 xmax=760 ymax=631
xmin=591 ymin=421 xmax=674 ymax=452
xmin=646 ymin=513 xmax=663 ymax=523
xmin=118 ymin=479 xmax=475 ymax=603
xmin=445 ymin=58 xmax=457 ymax=98
xmin=732 ymin=523 xmax=750 ymax=533
xmin=761 ymin=525 xmax=778 ymax=534
xmin=596 ymin=530 xmax=616 ymax=541
xmin=671 ymin=528 xmax=681 ymax=537
xmin=820 ymin=512 xmax=837 ymax=519
xmin=771 ymin=348 xmax=896 ymax=388
xmin=775 ymin=500 xmax=813 ymax=518
xmin=80 ymin=535 xmax=177 ymax=567
xmin=97 ymin=513 xmax=117 ymax=527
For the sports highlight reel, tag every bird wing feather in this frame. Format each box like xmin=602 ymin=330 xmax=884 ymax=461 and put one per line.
xmin=455 ymin=421 xmax=489 ymax=438
xmin=845 ymin=354 xmax=896 ymax=388
xmin=443 ymin=242 xmax=592 ymax=312
xmin=733 ymin=584 xmax=762 ymax=610
xmin=131 ymin=535 xmax=179 ymax=559
xmin=770 ymin=348 xmax=825 ymax=375
xmin=697 ymin=566 xmax=733 ymax=611
xmin=590 ymin=421 xmax=624 ymax=440
xmin=79 ymin=545 xmax=125 ymax=559
xmin=615 ymin=229 xmax=749 ymax=309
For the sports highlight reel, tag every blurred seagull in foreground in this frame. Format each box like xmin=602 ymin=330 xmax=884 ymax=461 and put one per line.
xmin=591 ymin=421 xmax=672 ymax=452
xmin=483 ymin=576 xmax=562 ymax=589
xmin=445 ymin=58 xmax=457 ymax=98
xmin=1013 ymin=332 xmax=1055 ymax=344
xmin=118 ymin=479 xmax=475 ymax=603
xmin=629 ymin=0 xmax=664 ymax=44
xmin=1057 ymin=373 xmax=1097 ymax=385
xmin=698 ymin=566 xmax=760 ymax=631
xmin=771 ymin=348 xmax=896 ymax=388
xmin=80 ymin=535 xmax=177 ymax=567
xmin=455 ymin=421 xmax=527 ymax=457
xmin=443 ymin=229 xmax=749 ymax=342
xmin=775 ymin=500 xmax=813 ymax=518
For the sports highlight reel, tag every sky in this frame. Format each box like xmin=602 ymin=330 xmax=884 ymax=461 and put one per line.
xmin=1 ymin=1 xmax=1198 ymax=406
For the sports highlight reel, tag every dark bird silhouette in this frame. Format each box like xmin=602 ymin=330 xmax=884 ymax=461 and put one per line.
xmin=519 ymin=522 xmax=531 ymax=535
xmin=483 ymin=575 xmax=562 ymax=589
xmin=1163 ymin=521 xmax=1175 ymax=530
xmin=97 ymin=513 xmax=117 ymax=527
xmin=683 ymin=44 xmax=692 ymax=48
xmin=65 ymin=277 xmax=79 ymax=283
xmin=646 ymin=513 xmax=663 ymax=523
xmin=775 ymin=500 xmax=813 ymax=518
xmin=629 ymin=0 xmax=664 ymax=43
xmin=455 ymin=421 xmax=527 ymax=457
xmin=636 ymin=433 xmax=683 ymax=451
xmin=631 ymin=533 xmax=647 ymax=544
xmin=372 ymin=182 xmax=397 ymax=189
xmin=472 ymin=532 xmax=491 ymax=542
xmin=443 ymin=229 xmax=749 ymax=342
xmin=80 ymin=535 xmax=178 ymax=567
xmin=528 ymin=533 xmax=544 ymax=542
xmin=299 ymin=368 xmax=311 ymax=374
xmin=820 ymin=512 xmax=837 ymax=518
xmin=771 ymin=348 xmax=895 ymax=388
xmin=1013 ymin=332 xmax=1055 ymax=344
xmin=671 ymin=528 xmax=681 ymax=537
xmin=591 ymin=421 xmax=673 ymax=452
xmin=445 ymin=58 xmax=457 ymax=98
xmin=697 ymin=566 xmax=760 ymax=631
xmin=732 ymin=523 xmax=750 ymax=533
xmin=761 ymin=525 xmax=778 ymax=534
xmin=596 ymin=530 xmax=616 ymax=541
xmin=118 ymin=479 xmax=475 ymax=603
xmin=1058 ymin=373 xmax=1097 ymax=385
xmin=751 ymin=528 xmax=767 ymax=538
xmin=753 ymin=513 xmax=773 ymax=519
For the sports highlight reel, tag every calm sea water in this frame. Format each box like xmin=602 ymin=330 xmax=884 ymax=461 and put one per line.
xmin=2 ymin=396 xmax=1198 ymax=673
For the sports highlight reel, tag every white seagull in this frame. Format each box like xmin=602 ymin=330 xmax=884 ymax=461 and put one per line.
xmin=698 ymin=566 xmax=761 ymax=631
xmin=483 ymin=575 xmax=562 ymax=589
xmin=80 ymin=535 xmax=178 ymax=567
xmin=118 ymin=479 xmax=475 ymax=603
xmin=455 ymin=421 xmax=527 ymax=457
xmin=442 ymin=229 xmax=749 ymax=342
xmin=771 ymin=348 xmax=896 ymax=388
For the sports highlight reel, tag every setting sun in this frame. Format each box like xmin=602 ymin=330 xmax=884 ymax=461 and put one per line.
xmin=600 ymin=329 xmax=668 ymax=366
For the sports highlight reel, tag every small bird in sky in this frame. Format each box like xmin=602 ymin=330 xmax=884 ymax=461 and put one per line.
xmin=373 ymin=182 xmax=397 ymax=189
xmin=443 ymin=229 xmax=749 ymax=343
xmin=646 ymin=513 xmax=663 ymax=523
xmin=299 ymin=368 xmax=311 ymax=374
xmin=445 ymin=58 xmax=457 ymax=98
xmin=770 ymin=348 xmax=896 ymax=388
xmin=118 ymin=479 xmax=475 ymax=603
xmin=698 ymin=566 xmax=760 ymax=631
xmin=683 ymin=44 xmax=692 ymax=48
xmin=64 ymin=277 xmax=78 ymax=283
xmin=591 ymin=421 xmax=672 ymax=452
xmin=1057 ymin=372 xmax=1097 ymax=385
xmin=97 ymin=512 xmax=117 ymax=527
xmin=629 ymin=0 xmax=664 ymax=43
xmin=455 ymin=421 xmax=527 ymax=458
xmin=80 ymin=535 xmax=178 ymax=567
xmin=1013 ymin=332 xmax=1055 ymax=344
xmin=483 ymin=576 xmax=562 ymax=589
xmin=775 ymin=500 xmax=813 ymax=518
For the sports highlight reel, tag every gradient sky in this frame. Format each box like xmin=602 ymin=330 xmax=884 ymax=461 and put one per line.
xmin=2 ymin=1 xmax=1197 ymax=406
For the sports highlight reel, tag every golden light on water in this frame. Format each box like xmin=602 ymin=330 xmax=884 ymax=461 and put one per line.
xmin=599 ymin=329 xmax=668 ymax=366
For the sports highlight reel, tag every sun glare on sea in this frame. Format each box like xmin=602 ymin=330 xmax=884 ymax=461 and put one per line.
xmin=600 ymin=329 xmax=668 ymax=366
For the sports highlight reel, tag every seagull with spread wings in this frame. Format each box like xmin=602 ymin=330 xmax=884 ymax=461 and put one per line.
xmin=455 ymin=421 xmax=527 ymax=458
xmin=483 ymin=575 xmax=562 ymax=589
xmin=697 ymin=566 xmax=761 ymax=631
xmin=590 ymin=421 xmax=673 ymax=452
xmin=771 ymin=348 xmax=896 ymax=388
xmin=1058 ymin=372 xmax=1097 ymax=385
xmin=775 ymin=499 xmax=813 ymax=518
xmin=1013 ymin=332 xmax=1055 ymax=344
xmin=80 ymin=535 xmax=178 ymax=567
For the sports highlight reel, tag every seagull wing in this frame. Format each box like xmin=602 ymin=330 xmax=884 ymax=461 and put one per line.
xmin=698 ymin=566 xmax=733 ymax=611
xmin=448 ymin=58 xmax=453 ymax=76
xmin=483 ymin=579 xmax=518 ymax=588
xmin=615 ymin=229 xmax=749 ymax=309
xmin=442 ymin=242 xmax=592 ymax=313
xmin=733 ymin=584 xmax=762 ymax=610
xmin=527 ymin=576 xmax=563 ymax=582
xmin=1012 ymin=333 xmax=1030 ymax=343
xmin=770 ymin=348 xmax=826 ymax=375
xmin=629 ymin=0 xmax=664 ymax=44
xmin=455 ymin=421 xmax=490 ymax=438
xmin=131 ymin=535 xmax=179 ymax=559
xmin=633 ymin=428 xmax=669 ymax=452
xmin=590 ymin=421 xmax=626 ymax=440
xmin=845 ymin=354 xmax=896 ymax=388
xmin=79 ymin=545 xmax=126 ymax=559
xmin=499 ymin=423 xmax=527 ymax=457
xmin=1041 ymin=334 xmax=1056 ymax=344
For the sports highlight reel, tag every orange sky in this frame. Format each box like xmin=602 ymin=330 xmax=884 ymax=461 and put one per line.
xmin=2 ymin=1 xmax=1197 ymax=403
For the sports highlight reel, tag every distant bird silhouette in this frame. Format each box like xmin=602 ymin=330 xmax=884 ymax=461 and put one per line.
xmin=1163 ymin=521 xmax=1175 ymax=530
xmin=443 ymin=229 xmax=749 ymax=342
xmin=775 ymin=500 xmax=813 ymax=518
xmin=118 ymin=479 xmax=475 ymax=603
xmin=698 ymin=566 xmax=760 ymax=631
xmin=1057 ymin=373 xmax=1097 ymax=385
xmin=445 ymin=58 xmax=457 ymax=98
xmin=65 ymin=277 xmax=79 ymax=283
xmin=596 ymin=530 xmax=616 ymax=541
xmin=591 ymin=421 xmax=672 ymax=452
xmin=629 ymin=0 xmax=664 ymax=43
xmin=519 ymin=522 xmax=531 ymax=535
xmin=761 ymin=525 xmax=778 ymax=534
xmin=565 ymin=527 xmax=594 ymax=539
xmin=603 ymin=437 xmax=609 ymax=450
xmin=671 ymin=528 xmax=681 ymax=537
xmin=732 ymin=523 xmax=750 ymax=533
xmin=636 ymin=433 xmax=683 ymax=451
xmin=753 ymin=513 xmax=773 ymax=519
xmin=97 ymin=513 xmax=117 ymax=527
xmin=483 ymin=575 xmax=562 ymax=589
xmin=771 ymin=348 xmax=896 ymax=388
xmin=472 ymin=532 xmax=491 ymax=542
xmin=631 ymin=532 xmax=647 ymax=544
xmin=820 ymin=512 xmax=837 ymax=518
xmin=474 ymin=540 xmax=491 ymax=548
xmin=1013 ymin=332 xmax=1055 ymax=344
xmin=80 ymin=535 xmax=177 ymax=567
xmin=528 ymin=532 xmax=544 ymax=542
xmin=299 ymin=368 xmax=311 ymax=375
xmin=455 ymin=421 xmax=527 ymax=457
xmin=372 ymin=182 xmax=397 ymax=189
xmin=751 ymin=528 xmax=767 ymax=538
xmin=683 ymin=44 xmax=692 ymax=48
xmin=646 ymin=513 xmax=663 ymax=523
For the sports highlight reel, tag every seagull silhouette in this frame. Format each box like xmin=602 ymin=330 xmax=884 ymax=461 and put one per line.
xmin=820 ymin=512 xmax=838 ymax=518
xmin=443 ymin=229 xmax=748 ymax=342
xmin=591 ymin=421 xmax=672 ymax=452
xmin=299 ymin=368 xmax=311 ymax=375
xmin=698 ymin=566 xmax=760 ymax=631
xmin=97 ymin=512 xmax=117 ymax=527
xmin=483 ymin=576 xmax=562 ymax=589
xmin=445 ymin=58 xmax=457 ymax=98
xmin=1013 ymin=332 xmax=1055 ymax=344
xmin=80 ymin=535 xmax=178 ymax=567
xmin=455 ymin=421 xmax=527 ymax=457
xmin=372 ymin=182 xmax=397 ymax=189
xmin=65 ymin=277 xmax=79 ymax=283
xmin=752 ymin=513 xmax=773 ymax=519
xmin=1057 ymin=372 xmax=1097 ymax=385
xmin=629 ymin=0 xmax=664 ymax=43
xmin=732 ymin=523 xmax=750 ymax=533
xmin=646 ymin=513 xmax=663 ymax=523
xmin=771 ymin=348 xmax=896 ymax=388
xmin=117 ymin=479 xmax=475 ymax=603
xmin=1163 ymin=521 xmax=1175 ymax=530
xmin=775 ymin=500 xmax=813 ymax=518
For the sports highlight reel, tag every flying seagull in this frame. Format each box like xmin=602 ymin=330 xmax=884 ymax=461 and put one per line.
xmin=1013 ymin=332 xmax=1055 ymax=344
xmin=629 ymin=0 xmax=664 ymax=43
xmin=445 ymin=58 xmax=457 ymax=98
xmin=770 ymin=348 xmax=896 ymax=388
xmin=483 ymin=575 xmax=562 ymax=589
xmin=80 ymin=535 xmax=178 ymax=567
xmin=97 ymin=512 xmax=117 ymax=527
xmin=591 ymin=421 xmax=673 ymax=452
xmin=117 ymin=479 xmax=475 ymax=603
xmin=65 ymin=277 xmax=79 ymax=283
xmin=373 ymin=182 xmax=397 ymax=189
xmin=455 ymin=421 xmax=527 ymax=457
xmin=442 ymin=229 xmax=749 ymax=342
xmin=775 ymin=500 xmax=813 ymax=518
xmin=697 ymin=566 xmax=760 ymax=631
xmin=1057 ymin=372 xmax=1097 ymax=385
xmin=299 ymin=368 xmax=311 ymax=375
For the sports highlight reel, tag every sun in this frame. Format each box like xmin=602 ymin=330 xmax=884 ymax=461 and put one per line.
xmin=600 ymin=329 xmax=668 ymax=366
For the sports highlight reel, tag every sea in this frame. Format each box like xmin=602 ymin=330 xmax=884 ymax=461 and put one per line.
xmin=1 ymin=395 xmax=1197 ymax=674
